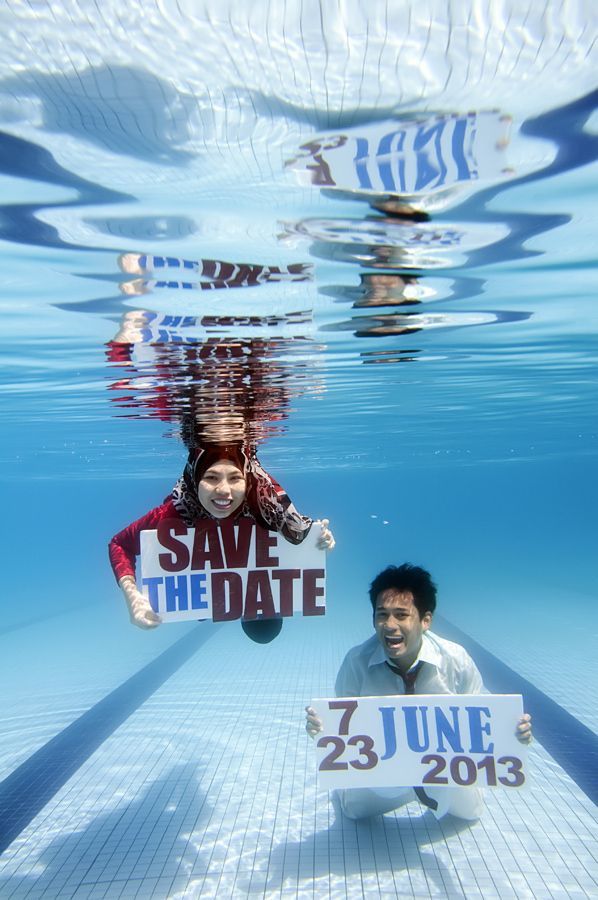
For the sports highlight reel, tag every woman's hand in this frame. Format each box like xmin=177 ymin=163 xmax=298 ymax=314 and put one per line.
xmin=516 ymin=713 xmax=532 ymax=744
xmin=305 ymin=705 xmax=323 ymax=738
xmin=119 ymin=576 xmax=162 ymax=630
xmin=118 ymin=252 xmax=145 ymax=275
xmin=315 ymin=518 xmax=336 ymax=551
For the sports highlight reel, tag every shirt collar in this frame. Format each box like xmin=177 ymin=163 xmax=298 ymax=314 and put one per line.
xmin=368 ymin=631 xmax=441 ymax=672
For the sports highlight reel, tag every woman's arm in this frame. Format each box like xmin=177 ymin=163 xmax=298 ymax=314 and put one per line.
xmin=108 ymin=500 xmax=177 ymax=582
xmin=119 ymin=575 xmax=162 ymax=629
xmin=108 ymin=500 xmax=178 ymax=629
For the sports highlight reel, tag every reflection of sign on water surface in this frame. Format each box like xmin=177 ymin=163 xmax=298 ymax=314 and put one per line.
xmin=286 ymin=112 xmax=510 ymax=196
xmin=113 ymin=309 xmax=314 ymax=349
xmin=280 ymin=217 xmax=508 ymax=250
xmin=312 ymin=694 xmax=526 ymax=790
xmin=140 ymin=518 xmax=325 ymax=623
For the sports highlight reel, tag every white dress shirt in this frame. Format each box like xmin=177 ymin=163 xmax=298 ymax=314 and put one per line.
xmin=335 ymin=630 xmax=484 ymax=698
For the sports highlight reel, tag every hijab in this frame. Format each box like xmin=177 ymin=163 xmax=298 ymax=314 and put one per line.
xmin=171 ymin=443 xmax=312 ymax=544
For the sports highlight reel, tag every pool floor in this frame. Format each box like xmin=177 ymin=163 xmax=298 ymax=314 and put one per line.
xmin=0 ymin=611 xmax=596 ymax=899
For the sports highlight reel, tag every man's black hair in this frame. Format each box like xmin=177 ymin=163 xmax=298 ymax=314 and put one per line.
xmin=369 ymin=563 xmax=437 ymax=618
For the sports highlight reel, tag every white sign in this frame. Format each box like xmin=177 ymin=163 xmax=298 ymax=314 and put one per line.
xmin=312 ymin=694 xmax=526 ymax=790
xmin=140 ymin=518 xmax=326 ymax=623
xmin=285 ymin=112 xmax=510 ymax=195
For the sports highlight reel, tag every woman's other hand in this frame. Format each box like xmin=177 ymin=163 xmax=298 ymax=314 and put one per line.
xmin=315 ymin=518 xmax=336 ymax=551
xmin=119 ymin=576 xmax=162 ymax=629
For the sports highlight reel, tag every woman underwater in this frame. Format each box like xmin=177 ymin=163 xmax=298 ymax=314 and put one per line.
xmin=109 ymin=443 xmax=335 ymax=643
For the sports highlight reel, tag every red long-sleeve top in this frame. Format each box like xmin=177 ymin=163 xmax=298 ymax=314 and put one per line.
xmin=109 ymin=499 xmax=185 ymax=583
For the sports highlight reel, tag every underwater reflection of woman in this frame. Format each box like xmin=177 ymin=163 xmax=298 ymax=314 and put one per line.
xmin=109 ymin=444 xmax=335 ymax=643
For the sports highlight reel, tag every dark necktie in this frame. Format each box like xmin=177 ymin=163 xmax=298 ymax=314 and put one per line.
xmin=386 ymin=659 xmax=424 ymax=689
xmin=385 ymin=659 xmax=439 ymax=812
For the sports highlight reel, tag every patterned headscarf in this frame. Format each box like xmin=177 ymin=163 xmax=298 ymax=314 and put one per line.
xmin=171 ymin=443 xmax=312 ymax=545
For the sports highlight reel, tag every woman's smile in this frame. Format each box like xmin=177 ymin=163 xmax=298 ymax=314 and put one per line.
xmin=197 ymin=461 xmax=247 ymax=519
xmin=212 ymin=497 xmax=234 ymax=510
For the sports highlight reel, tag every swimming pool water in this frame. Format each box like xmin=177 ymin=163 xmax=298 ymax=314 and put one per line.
xmin=0 ymin=3 xmax=597 ymax=898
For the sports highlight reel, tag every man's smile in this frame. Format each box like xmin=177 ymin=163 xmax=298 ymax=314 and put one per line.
xmin=374 ymin=588 xmax=433 ymax=671
xmin=384 ymin=634 xmax=405 ymax=649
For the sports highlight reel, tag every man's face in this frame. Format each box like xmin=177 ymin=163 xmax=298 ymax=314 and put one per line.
xmin=374 ymin=588 xmax=432 ymax=671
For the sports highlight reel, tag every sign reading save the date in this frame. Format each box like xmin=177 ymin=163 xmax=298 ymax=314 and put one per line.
xmin=312 ymin=694 xmax=527 ymax=790
xmin=140 ymin=518 xmax=325 ymax=623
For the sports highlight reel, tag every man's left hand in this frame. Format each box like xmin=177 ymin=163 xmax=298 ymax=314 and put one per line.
xmin=516 ymin=713 xmax=532 ymax=744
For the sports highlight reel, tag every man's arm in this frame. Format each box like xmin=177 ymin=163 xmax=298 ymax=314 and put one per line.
xmin=305 ymin=646 xmax=363 ymax=738
xmin=455 ymin=646 xmax=485 ymax=695
xmin=457 ymin=646 xmax=533 ymax=744
xmin=334 ymin=649 xmax=364 ymax=698
xmin=456 ymin=645 xmax=532 ymax=743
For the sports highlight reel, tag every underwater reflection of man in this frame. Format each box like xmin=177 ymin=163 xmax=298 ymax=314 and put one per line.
xmin=109 ymin=444 xmax=335 ymax=643
xmin=351 ymin=273 xmax=422 ymax=308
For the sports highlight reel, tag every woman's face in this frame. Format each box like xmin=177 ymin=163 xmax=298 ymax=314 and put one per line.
xmin=197 ymin=460 xmax=247 ymax=518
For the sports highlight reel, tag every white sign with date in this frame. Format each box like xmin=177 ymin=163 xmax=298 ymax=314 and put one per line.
xmin=311 ymin=694 xmax=527 ymax=790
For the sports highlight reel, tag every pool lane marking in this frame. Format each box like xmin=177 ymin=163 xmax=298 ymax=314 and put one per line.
xmin=0 ymin=618 xmax=596 ymax=857
xmin=0 ymin=604 xmax=93 ymax=638
xmin=434 ymin=615 xmax=598 ymax=807
xmin=0 ymin=623 xmax=221 ymax=857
